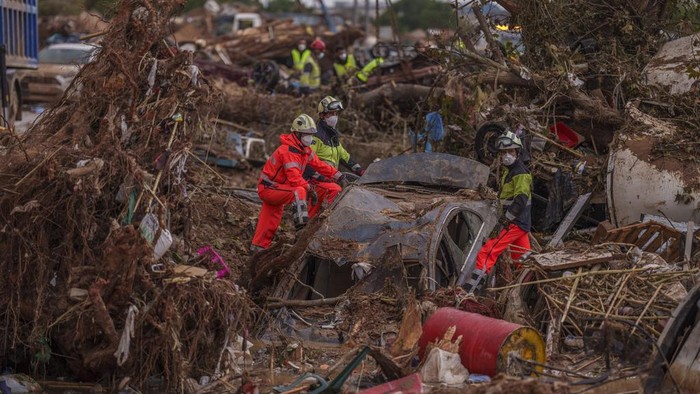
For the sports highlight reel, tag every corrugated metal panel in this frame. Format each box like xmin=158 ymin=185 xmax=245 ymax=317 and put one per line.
xmin=0 ymin=0 xmax=39 ymax=69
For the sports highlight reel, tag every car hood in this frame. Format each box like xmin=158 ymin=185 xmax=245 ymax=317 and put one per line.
xmin=307 ymin=153 xmax=494 ymax=266
xmin=307 ymin=185 xmax=496 ymax=265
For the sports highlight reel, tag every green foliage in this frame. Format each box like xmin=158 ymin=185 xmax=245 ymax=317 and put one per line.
xmin=265 ymin=0 xmax=306 ymax=13
xmin=666 ymin=0 xmax=700 ymax=34
xmin=39 ymin=0 xmax=85 ymax=16
xmin=84 ymin=0 xmax=121 ymax=16
xmin=377 ymin=0 xmax=455 ymax=33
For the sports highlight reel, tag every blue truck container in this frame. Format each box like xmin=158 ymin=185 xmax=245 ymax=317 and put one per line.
xmin=0 ymin=0 xmax=39 ymax=126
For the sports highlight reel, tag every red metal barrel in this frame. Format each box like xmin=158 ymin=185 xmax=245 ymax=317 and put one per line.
xmin=418 ymin=307 xmax=545 ymax=376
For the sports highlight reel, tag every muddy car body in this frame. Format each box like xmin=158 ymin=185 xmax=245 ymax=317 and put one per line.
xmin=265 ymin=153 xmax=497 ymax=342
xmin=20 ymin=43 xmax=99 ymax=104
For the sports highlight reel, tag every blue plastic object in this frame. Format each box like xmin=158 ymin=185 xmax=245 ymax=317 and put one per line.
xmin=424 ymin=112 xmax=444 ymax=142
xmin=468 ymin=374 xmax=491 ymax=383
xmin=0 ymin=0 xmax=39 ymax=69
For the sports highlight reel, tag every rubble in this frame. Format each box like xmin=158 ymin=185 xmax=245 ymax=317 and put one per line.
xmin=3 ymin=0 xmax=700 ymax=392
xmin=0 ymin=0 xmax=259 ymax=389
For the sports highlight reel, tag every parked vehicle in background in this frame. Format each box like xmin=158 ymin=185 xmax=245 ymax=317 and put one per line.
xmin=20 ymin=43 xmax=99 ymax=104
xmin=0 ymin=0 xmax=39 ymax=128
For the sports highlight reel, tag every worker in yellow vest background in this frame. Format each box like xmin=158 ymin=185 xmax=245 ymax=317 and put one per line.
xmin=355 ymin=56 xmax=384 ymax=84
xmin=332 ymin=45 xmax=358 ymax=85
xmin=299 ymin=38 xmax=325 ymax=95
xmin=291 ymin=38 xmax=311 ymax=73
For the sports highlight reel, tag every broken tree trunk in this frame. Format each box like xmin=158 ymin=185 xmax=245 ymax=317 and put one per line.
xmin=266 ymin=296 xmax=343 ymax=308
xmin=356 ymin=84 xmax=444 ymax=108
xmin=473 ymin=70 xmax=625 ymax=127
xmin=472 ymin=4 xmax=506 ymax=64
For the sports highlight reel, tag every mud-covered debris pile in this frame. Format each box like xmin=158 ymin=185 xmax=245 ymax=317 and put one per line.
xmin=0 ymin=0 xmax=257 ymax=389
xmin=492 ymin=242 xmax=696 ymax=382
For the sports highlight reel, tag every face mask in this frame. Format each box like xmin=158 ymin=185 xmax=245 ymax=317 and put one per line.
xmin=337 ymin=53 xmax=347 ymax=62
xmin=298 ymin=44 xmax=306 ymax=51
xmin=326 ymin=115 xmax=338 ymax=127
xmin=300 ymin=134 xmax=314 ymax=146
xmin=502 ymin=153 xmax=516 ymax=166
xmin=318 ymin=52 xmax=325 ymax=59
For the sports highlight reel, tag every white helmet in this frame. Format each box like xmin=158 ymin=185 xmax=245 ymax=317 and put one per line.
xmin=495 ymin=131 xmax=522 ymax=150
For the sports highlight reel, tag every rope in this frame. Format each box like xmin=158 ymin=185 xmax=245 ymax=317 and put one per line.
xmin=114 ymin=304 xmax=139 ymax=366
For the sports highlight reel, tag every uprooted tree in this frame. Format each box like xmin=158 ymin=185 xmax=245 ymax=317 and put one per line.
xmin=0 ymin=0 xmax=256 ymax=390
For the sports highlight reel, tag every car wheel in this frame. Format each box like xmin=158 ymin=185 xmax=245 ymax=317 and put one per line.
xmin=252 ymin=60 xmax=280 ymax=91
xmin=475 ymin=123 xmax=506 ymax=165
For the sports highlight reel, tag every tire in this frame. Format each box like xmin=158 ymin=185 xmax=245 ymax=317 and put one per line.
xmin=475 ymin=123 xmax=506 ymax=165
xmin=252 ymin=60 xmax=280 ymax=92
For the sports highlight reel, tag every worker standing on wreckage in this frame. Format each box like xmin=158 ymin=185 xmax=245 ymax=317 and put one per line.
xmin=250 ymin=114 xmax=348 ymax=253
xmin=465 ymin=131 xmax=532 ymax=293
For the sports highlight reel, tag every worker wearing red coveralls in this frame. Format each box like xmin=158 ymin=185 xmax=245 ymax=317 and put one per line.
xmin=465 ymin=131 xmax=532 ymax=293
xmin=251 ymin=114 xmax=348 ymax=252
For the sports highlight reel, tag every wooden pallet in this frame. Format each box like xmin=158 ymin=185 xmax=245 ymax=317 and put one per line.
xmin=592 ymin=220 xmax=683 ymax=262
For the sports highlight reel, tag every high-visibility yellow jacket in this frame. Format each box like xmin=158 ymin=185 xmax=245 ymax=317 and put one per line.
xmin=310 ymin=119 xmax=363 ymax=172
xmin=333 ymin=54 xmax=358 ymax=78
xmin=300 ymin=56 xmax=320 ymax=89
xmin=356 ymin=57 xmax=384 ymax=83
xmin=499 ymin=158 xmax=532 ymax=231
xmin=291 ymin=48 xmax=310 ymax=71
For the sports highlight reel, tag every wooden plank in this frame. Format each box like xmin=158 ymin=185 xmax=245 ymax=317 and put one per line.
xmin=592 ymin=220 xmax=615 ymax=243
xmin=646 ymin=232 xmax=668 ymax=254
xmin=685 ymin=222 xmax=694 ymax=263
xmin=532 ymin=249 xmax=615 ymax=271
xmin=547 ymin=192 xmax=593 ymax=248
xmin=665 ymin=238 xmax=682 ymax=262
xmin=173 ymin=265 xmax=209 ymax=277
xmin=669 ymin=318 xmax=700 ymax=390
xmin=622 ymin=226 xmax=644 ymax=244
xmin=636 ymin=228 xmax=657 ymax=249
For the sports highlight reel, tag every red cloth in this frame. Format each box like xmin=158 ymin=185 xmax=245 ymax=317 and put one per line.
xmin=252 ymin=133 xmax=342 ymax=249
xmin=308 ymin=181 xmax=341 ymax=218
xmin=475 ymin=223 xmax=531 ymax=273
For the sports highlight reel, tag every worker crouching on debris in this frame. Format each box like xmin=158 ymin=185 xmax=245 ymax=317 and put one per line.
xmin=304 ymin=96 xmax=364 ymax=217
xmin=251 ymin=114 xmax=347 ymax=252
xmin=465 ymin=131 xmax=532 ymax=293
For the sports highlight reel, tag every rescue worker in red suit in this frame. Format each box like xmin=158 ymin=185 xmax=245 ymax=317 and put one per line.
xmin=465 ymin=131 xmax=532 ymax=293
xmin=251 ymin=114 xmax=348 ymax=252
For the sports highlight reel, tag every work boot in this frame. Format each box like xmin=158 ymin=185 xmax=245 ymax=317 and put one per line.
xmin=249 ymin=244 xmax=265 ymax=257
xmin=290 ymin=199 xmax=309 ymax=229
xmin=463 ymin=267 xmax=487 ymax=294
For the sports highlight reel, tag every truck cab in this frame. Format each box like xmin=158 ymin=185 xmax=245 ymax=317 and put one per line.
xmin=0 ymin=0 xmax=39 ymax=129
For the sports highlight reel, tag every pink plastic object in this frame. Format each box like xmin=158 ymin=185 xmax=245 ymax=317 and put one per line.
xmin=197 ymin=246 xmax=231 ymax=279
xmin=549 ymin=122 xmax=584 ymax=148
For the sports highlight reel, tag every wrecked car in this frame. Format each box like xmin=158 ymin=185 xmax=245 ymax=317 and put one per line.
xmin=263 ymin=153 xmax=497 ymax=343
xmin=20 ymin=43 xmax=99 ymax=103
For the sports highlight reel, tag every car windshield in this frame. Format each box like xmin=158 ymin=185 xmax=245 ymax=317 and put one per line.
xmin=39 ymin=47 xmax=94 ymax=65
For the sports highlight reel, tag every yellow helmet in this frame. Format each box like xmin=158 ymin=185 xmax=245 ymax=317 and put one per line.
xmin=291 ymin=114 xmax=317 ymax=134
xmin=317 ymin=96 xmax=344 ymax=114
